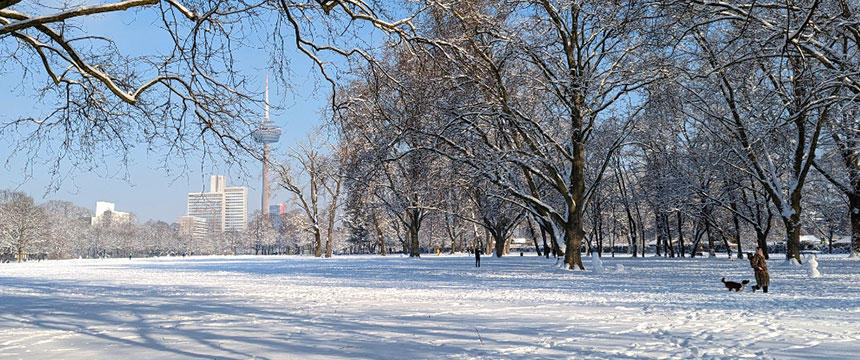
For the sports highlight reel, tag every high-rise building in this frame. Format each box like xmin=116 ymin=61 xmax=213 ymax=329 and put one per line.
xmin=210 ymin=175 xmax=226 ymax=193
xmin=224 ymin=186 xmax=247 ymax=231
xmin=176 ymin=215 xmax=208 ymax=242
xmin=187 ymin=175 xmax=247 ymax=234
xmin=187 ymin=191 xmax=224 ymax=234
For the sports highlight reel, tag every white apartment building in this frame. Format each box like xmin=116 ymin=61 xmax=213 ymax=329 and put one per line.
xmin=187 ymin=191 xmax=225 ymax=234
xmin=176 ymin=215 xmax=208 ymax=242
xmin=91 ymin=201 xmax=131 ymax=226
xmin=223 ymin=187 xmax=247 ymax=232
xmin=186 ymin=175 xmax=247 ymax=234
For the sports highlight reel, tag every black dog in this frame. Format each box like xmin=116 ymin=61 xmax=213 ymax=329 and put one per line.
xmin=721 ymin=277 xmax=750 ymax=292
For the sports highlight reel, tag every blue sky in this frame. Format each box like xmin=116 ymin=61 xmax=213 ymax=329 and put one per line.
xmin=0 ymin=5 xmax=332 ymax=222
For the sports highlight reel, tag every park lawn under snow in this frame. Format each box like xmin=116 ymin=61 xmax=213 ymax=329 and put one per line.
xmin=0 ymin=254 xmax=858 ymax=360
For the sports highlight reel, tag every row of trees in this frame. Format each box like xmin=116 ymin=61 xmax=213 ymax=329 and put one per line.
xmin=323 ymin=1 xmax=860 ymax=269
xmin=0 ymin=189 xmax=350 ymax=262
xmin=4 ymin=1 xmax=860 ymax=269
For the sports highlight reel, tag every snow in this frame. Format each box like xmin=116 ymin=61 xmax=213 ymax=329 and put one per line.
xmin=788 ymin=258 xmax=801 ymax=266
xmin=799 ymin=235 xmax=822 ymax=244
xmin=1 ymin=254 xmax=859 ymax=359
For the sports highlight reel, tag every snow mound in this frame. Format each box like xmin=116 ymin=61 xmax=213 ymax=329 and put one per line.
xmin=806 ymin=255 xmax=821 ymax=278
xmin=591 ymin=252 xmax=604 ymax=274
xmin=615 ymin=264 xmax=626 ymax=273
xmin=788 ymin=258 xmax=801 ymax=267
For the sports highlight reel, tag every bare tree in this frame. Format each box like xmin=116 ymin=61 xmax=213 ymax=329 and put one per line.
xmin=1 ymin=0 xmax=424 ymax=187
xmin=0 ymin=191 xmax=48 ymax=262
xmin=385 ymin=1 xmax=666 ymax=269
xmin=275 ymin=134 xmax=333 ymax=257
xmin=320 ymin=141 xmax=347 ymax=258
xmin=248 ymin=211 xmax=278 ymax=255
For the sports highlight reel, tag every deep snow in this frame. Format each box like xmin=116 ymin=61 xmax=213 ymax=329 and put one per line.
xmin=1 ymin=254 xmax=858 ymax=359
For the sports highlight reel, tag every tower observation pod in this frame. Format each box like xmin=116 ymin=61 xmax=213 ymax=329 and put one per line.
xmin=252 ymin=75 xmax=281 ymax=216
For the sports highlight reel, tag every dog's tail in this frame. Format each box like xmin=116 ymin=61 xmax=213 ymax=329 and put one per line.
xmin=721 ymin=277 xmax=726 ymax=283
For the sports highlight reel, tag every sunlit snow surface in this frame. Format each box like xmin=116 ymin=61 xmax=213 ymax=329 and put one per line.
xmin=1 ymin=254 xmax=858 ymax=359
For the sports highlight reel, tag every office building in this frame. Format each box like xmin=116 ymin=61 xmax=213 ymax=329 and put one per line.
xmin=224 ymin=186 xmax=248 ymax=232
xmin=187 ymin=175 xmax=247 ymax=234
xmin=176 ymin=215 xmax=208 ymax=242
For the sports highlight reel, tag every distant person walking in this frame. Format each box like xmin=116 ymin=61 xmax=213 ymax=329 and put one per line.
xmin=475 ymin=245 xmax=481 ymax=268
xmin=749 ymin=247 xmax=769 ymax=293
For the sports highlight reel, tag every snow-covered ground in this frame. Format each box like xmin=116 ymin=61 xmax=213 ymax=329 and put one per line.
xmin=1 ymin=254 xmax=858 ymax=359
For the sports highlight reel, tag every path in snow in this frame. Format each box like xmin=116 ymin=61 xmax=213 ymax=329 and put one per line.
xmin=1 ymin=254 xmax=858 ymax=359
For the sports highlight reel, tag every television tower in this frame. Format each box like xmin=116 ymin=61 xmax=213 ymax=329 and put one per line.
xmin=252 ymin=75 xmax=281 ymax=215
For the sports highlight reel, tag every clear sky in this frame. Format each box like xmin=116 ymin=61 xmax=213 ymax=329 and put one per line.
xmin=0 ymin=5 xmax=331 ymax=223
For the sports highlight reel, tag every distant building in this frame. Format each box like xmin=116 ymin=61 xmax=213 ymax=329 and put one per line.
xmin=187 ymin=191 xmax=225 ymax=234
xmin=186 ymin=175 xmax=247 ymax=234
xmin=176 ymin=215 xmax=208 ymax=242
xmin=224 ymin=187 xmax=248 ymax=232
xmin=90 ymin=201 xmax=130 ymax=226
xmin=269 ymin=203 xmax=287 ymax=230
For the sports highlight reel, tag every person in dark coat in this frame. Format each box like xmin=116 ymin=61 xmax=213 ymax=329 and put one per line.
xmin=475 ymin=244 xmax=481 ymax=267
xmin=749 ymin=247 xmax=769 ymax=293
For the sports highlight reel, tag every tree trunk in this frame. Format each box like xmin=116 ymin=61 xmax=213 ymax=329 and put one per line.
xmin=563 ymin=212 xmax=586 ymax=270
xmin=313 ymin=227 xmax=322 ymax=257
xmin=540 ymin=224 xmax=550 ymax=259
xmin=493 ymin=230 xmax=506 ymax=258
xmin=528 ymin=217 xmax=542 ymax=256
xmin=755 ymin=230 xmax=769 ymax=259
xmin=690 ymin=221 xmax=704 ymax=258
xmin=677 ymin=211 xmax=685 ymax=258
xmin=379 ymin=230 xmax=387 ymax=256
xmin=325 ymin=196 xmax=338 ymax=258
xmin=722 ymin=234 xmax=732 ymax=258
xmin=372 ymin=209 xmax=386 ymax=256
xmin=655 ymin=212 xmax=662 ymax=257
xmin=731 ymin=201 xmax=743 ymax=259
xmin=405 ymin=208 xmax=423 ymax=257
xmin=664 ymin=212 xmax=675 ymax=258
xmin=851 ymin=193 xmax=860 ymax=258
xmin=635 ymin=202 xmax=646 ymax=258
xmin=706 ymin=220 xmax=715 ymax=257
xmin=597 ymin=212 xmax=604 ymax=257
xmin=610 ymin=221 xmax=616 ymax=257
xmin=484 ymin=230 xmax=492 ymax=255
xmin=629 ymin=216 xmax=638 ymax=257
xmin=503 ymin=236 xmax=512 ymax=256
xmin=409 ymin=220 xmax=420 ymax=258
xmin=783 ymin=212 xmax=802 ymax=264
xmin=563 ymin=121 xmax=586 ymax=270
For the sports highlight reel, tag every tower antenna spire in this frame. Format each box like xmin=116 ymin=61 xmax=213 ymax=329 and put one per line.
xmin=253 ymin=74 xmax=281 ymax=216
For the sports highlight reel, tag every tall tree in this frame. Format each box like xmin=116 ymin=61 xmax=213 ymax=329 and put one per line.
xmin=0 ymin=191 xmax=48 ymax=262
xmin=678 ymin=1 xmax=837 ymax=263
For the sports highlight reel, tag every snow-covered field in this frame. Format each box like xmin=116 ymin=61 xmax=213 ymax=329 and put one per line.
xmin=1 ymin=254 xmax=858 ymax=359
